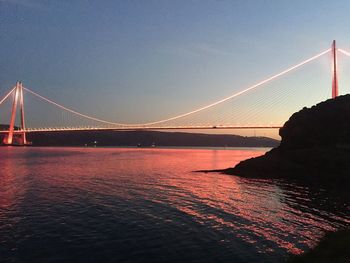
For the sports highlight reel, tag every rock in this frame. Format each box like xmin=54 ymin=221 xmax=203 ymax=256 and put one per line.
xmin=227 ymin=95 xmax=350 ymax=190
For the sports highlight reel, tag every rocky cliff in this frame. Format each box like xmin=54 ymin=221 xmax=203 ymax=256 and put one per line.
xmin=226 ymin=95 xmax=350 ymax=190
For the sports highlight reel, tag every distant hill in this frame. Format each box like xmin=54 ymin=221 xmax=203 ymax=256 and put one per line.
xmin=0 ymin=124 xmax=14 ymax=131
xmin=7 ymin=130 xmax=279 ymax=147
xmin=0 ymin=124 xmax=21 ymax=131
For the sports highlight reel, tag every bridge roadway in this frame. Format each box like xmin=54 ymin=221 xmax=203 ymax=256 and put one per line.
xmin=0 ymin=125 xmax=282 ymax=133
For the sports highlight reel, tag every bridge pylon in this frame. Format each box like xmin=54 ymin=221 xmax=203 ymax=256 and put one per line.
xmin=3 ymin=82 xmax=29 ymax=145
xmin=332 ymin=40 xmax=339 ymax=98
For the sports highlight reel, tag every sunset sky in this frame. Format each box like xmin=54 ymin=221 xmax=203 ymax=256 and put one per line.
xmin=1 ymin=0 xmax=350 ymax=137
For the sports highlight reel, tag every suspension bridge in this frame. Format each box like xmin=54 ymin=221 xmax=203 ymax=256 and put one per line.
xmin=1 ymin=40 xmax=350 ymax=146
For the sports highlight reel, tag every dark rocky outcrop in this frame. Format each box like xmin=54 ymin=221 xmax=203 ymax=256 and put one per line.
xmin=226 ymin=95 xmax=350 ymax=191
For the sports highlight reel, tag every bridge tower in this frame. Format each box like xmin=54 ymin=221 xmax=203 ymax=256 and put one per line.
xmin=332 ymin=40 xmax=339 ymax=98
xmin=3 ymin=81 xmax=28 ymax=145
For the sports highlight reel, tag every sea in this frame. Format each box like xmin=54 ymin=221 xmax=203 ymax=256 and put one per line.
xmin=0 ymin=147 xmax=349 ymax=263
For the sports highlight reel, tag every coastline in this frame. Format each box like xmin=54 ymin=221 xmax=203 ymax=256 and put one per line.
xmin=212 ymin=95 xmax=350 ymax=261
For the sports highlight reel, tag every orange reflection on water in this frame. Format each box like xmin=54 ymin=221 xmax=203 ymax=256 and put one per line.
xmin=0 ymin=147 xmax=30 ymax=211
xmin=0 ymin=146 xmax=349 ymax=257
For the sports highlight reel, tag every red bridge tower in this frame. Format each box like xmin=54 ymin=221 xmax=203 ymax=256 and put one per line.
xmin=3 ymin=81 xmax=28 ymax=145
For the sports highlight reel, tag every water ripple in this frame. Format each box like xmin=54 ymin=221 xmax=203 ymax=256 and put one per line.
xmin=0 ymin=147 xmax=349 ymax=263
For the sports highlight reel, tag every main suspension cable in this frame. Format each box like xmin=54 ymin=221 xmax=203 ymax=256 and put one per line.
xmin=0 ymin=86 xmax=16 ymax=105
xmin=23 ymin=48 xmax=330 ymax=127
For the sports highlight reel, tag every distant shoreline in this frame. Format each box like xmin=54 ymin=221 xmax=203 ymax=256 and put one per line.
xmin=0 ymin=129 xmax=279 ymax=148
xmin=0 ymin=145 xmax=273 ymax=151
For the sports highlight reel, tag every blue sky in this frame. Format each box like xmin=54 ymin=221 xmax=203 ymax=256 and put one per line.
xmin=1 ymin=0 xmax=350 ymax=134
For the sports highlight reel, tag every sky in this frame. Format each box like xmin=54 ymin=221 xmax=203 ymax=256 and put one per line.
xmin=1 ymin=0 xmax=350 ymax=137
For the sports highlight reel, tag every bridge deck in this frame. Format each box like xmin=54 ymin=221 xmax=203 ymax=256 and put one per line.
xmin=0 ymin=126 xmax=282 ymax=133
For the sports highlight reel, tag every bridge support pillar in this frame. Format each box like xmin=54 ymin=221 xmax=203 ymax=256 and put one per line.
xmin=332 ymin=40 xmax=338 ymax=98
xmin=3 ymin=82 xmax=28 ymax=145
xmin=19 ymin=82 xmax=27 ymax=145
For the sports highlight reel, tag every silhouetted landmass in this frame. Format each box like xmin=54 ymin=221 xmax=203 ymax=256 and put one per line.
xmin=11 ymin=130 xmax=277 ymax=147
xmin=225 ymin=94 xmax=350 ymax=192
xmin=0 ymin=124 xmax=8 ymax=130
xmin=0 ymin=129 xmax=279 ymax=147
xmin=287 ymin=230 xmax=350 ymax=263
xmin=0 ymin=124 xmax=19 ymax=131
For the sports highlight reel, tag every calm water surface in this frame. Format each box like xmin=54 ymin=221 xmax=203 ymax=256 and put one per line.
xmin=0 ymin=147 xmax=349 ymax=263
